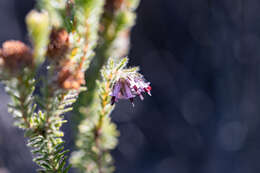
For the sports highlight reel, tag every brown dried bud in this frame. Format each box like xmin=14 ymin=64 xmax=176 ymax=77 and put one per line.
xmin=47 ymin=28 xmax=69 ymax=61
xmin=105 ymin=0 xmax=124 ymax=12
xmin=57 ymin=60 xmax=85 ymax=90
xmin=0 ymin=40 xmax=33 ymax=71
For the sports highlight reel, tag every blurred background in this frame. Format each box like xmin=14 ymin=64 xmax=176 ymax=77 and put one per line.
xmin=1 ymin=0 xmax=260 ymax=172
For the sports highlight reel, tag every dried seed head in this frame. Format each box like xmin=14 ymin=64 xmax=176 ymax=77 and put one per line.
xmin=0 ymin=40 xmax=33 ymax=71
xmin=57 ymin=60 xmax=85 ymax=90
xmin=47 ymin=28 xmax=69 ymax=61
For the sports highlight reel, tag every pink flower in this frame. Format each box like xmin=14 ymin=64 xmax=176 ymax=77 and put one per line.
xmin=111 ymin=74 xmax=151 ymax=106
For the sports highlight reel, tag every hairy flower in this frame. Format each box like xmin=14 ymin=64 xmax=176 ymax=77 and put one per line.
xmin=0 ymin=40 xmax=33 ymax=71
xmin=111 ymin=72 xmax=151 ymax=106
xmin=47 ymin=28 xmax=69 ymax=61
xmin=57 ymin=60 xmax=85 ymax=90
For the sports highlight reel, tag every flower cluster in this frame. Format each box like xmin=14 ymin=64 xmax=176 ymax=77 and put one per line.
xmin=0 ymin=40 xmax=33 ymax=72
xmin=111 ymin=72 xmax=151 ymax=106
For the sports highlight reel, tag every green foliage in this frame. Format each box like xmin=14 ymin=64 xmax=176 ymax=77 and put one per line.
xmin=71 ymin=58 xmax=130 ymax=173
xmin=1 ymin=67 xmax=74 ymax=172
xmin=101 ymin=0 xmax=140 ymax=59
xmin=73 ymin=0 xmax=106 ymax=70
xmin=0 ymin=0 xmax=144 ymax=172
xmin=77 ymin=0 xmax=140 ymax=107
xmin=70 ymin=0 xmax=141 ymax=172
xmin=26 ymin=88 xmax=79 ymax=172
xmin=3 ymin=68 xmax=36 ymax=129
xmin=0 ymin=0 xmax=80 ymax=172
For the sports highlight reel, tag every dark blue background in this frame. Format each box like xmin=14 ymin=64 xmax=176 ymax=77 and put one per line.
xmin=0 ymin=0 xmax=260 ymax=173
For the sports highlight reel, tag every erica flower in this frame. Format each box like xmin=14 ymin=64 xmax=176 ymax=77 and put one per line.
xmin=111 ymin=72 xmax=151 ymax=106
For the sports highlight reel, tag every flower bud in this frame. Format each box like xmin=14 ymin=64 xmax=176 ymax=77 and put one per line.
xmin=26 ymin=10 xmax=50 ymax=66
